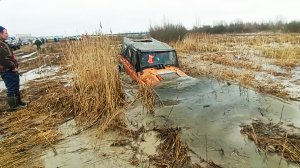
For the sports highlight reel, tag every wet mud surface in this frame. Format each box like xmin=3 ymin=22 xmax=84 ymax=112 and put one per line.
xmin=152 ymin=77 xmax=300 ymax=168
xmin=1 ymin=42 xmax=300 ymax=168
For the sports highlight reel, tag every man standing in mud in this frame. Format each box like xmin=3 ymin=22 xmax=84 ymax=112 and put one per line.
xmin=0 ymin=25 xmax=27 ymax=111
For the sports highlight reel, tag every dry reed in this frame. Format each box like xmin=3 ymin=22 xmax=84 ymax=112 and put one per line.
xmin=0 ymin=80 xmax=73 ymax=168
xmin=0 ymin=36 xmax=127 ymax=167
xmin=172 ymin=34 xmax=223 ymax=53
xmin=199 ymin=54 xmax=262 ymax=71
xmin=138 ymin=83 xmax=156 ymax=113
xmin=149 ymin=127 xmax=193 ymax=167
xmin=150 ymin=127 xmax=222 ymax=168
xmin=65 ymin=35 xmax=125 ymax=130
xmin=241 ymin=120 xmax=300 ymax=164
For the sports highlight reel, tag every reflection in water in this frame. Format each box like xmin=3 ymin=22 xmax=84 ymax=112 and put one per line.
xmin=154 ymin=77 xmax=300 ymax=168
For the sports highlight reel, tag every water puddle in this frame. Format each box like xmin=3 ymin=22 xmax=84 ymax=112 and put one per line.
xmin=0 ymin=65 xmax=60 ymax=91
xmin=39 ymin=120 xmax=139 ymax=168
xmin=138 ymin=131 xmax=160 ymax=156
xmin=152 ymin=77 xmax=300 ymax=167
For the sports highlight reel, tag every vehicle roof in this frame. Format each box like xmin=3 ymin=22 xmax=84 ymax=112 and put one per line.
xmin=123 ymin=37 xmax=174 ymax=52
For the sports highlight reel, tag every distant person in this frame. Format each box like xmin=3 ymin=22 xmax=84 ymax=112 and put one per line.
xmin=0 ymin=25 xmax=27 ymax=111
xmin=41 ymin=38 xmax=46 ymax=44
xmin=54 ymin=37 xmax=59 ymax=42
xmin=34 ymin=39 xmax=43 ymax=52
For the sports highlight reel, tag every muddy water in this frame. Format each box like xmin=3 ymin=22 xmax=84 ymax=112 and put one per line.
xmin=40 ymin=118 xmax=159 ymax=168
xmin=153 ymin=77 xmax=300 ymax=168
xmin=40 ymin=120 xmax=136 ymax=168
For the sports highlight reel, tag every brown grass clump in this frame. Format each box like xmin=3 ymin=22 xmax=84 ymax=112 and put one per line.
xmin=172 ymin=34 xmax=223 ymax=53
xmin=138 ymin=83 xmax=156 ymax=113
xmin=246 ymin=34 xmax=300 ymax=46
xmin=241 ymin=120 xmax=300 ymax=164
xmin=0 ymin=80 xmax=73 ymax=168
xmin=273 ymin=59 xmax=298 ymax=69
xmin=181 ymin=60 xmax=255 ymax=87
xmin=256 ymin=83 xmax=290 ymax=99
xmin=65 ymin=35 xmax=125 ymax=130
xmin=273 ymin=34 xmax=300 ymax=45
xmin=149 ymin=127 xmax=193 ymax=167
xmin=255 ymin=46 xmax=300 ymax=68
xmin=200 ymin=54 xmax=262 ymax=71
xmin=181 ymin=60 xmax=290 ymax=100
xmin=220 ymin=70 xmax=254 ymax=86
xmin=260 ymin=47 xmax=299 ymax=59
xmin=18 ymin=45 xmax=37 ymax=55
xmin=150 ymin=127 xmax=221 ymax=168
xmin=42 ymin=42 xmax=64 ymax=55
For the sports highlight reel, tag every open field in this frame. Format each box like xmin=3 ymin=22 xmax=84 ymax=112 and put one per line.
xmin=173 ymin=33 xmax=300 ymax=100
xmin=0 ymin=34 xmax=300 ymax=168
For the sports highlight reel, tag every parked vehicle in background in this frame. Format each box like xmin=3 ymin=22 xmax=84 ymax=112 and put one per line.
xmin=21 ymin=39 xmax=31 ymax=45
xmin=5 ymin=37 xmax=21 ymax=50
xmin=54 ymin=37 xmax=62 ymax=42
xmin=68 ymin=35 xmax=81 ymax=41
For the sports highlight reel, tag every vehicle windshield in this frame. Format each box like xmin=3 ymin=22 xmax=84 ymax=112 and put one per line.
xmin=140 ymin=51 xmax=177 ymax=69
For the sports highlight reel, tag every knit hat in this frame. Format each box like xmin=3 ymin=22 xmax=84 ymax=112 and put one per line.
xmin=0 ymin=26 xmax=6 ymax=32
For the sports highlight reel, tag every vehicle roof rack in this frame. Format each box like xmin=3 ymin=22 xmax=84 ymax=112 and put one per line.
xmin=123 ymin=37 xmax=173 ymax=52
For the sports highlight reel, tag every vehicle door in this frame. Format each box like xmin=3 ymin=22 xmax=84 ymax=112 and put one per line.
xmin=127 ymin=49 xmax=140 ymax=81
xmin=122 ymin=47 xmax=132 ymax=74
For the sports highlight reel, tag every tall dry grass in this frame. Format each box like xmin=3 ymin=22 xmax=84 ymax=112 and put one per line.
xmin=0 ymin=80 xmax=73 ymax=168
xmin=65 ymin=35 xmax=125 ymax=130
xmin=174 ymin=33 xmax=300 ymax=70
xmin=0 ymin=36 xmax=126 ymax=167
xmin=256 ymin=46 xmax=300 ymax=68
xmin=199 ymin=54 xmax=262 ymax=71
xmin=172 ymin=33 xmax=223 ymax=53
xmin=138 ymin=83 xmax=156 ymax=113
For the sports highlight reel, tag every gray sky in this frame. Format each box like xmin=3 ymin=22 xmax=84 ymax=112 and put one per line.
xmin=0 ymin=0 xmax=299 ymax=36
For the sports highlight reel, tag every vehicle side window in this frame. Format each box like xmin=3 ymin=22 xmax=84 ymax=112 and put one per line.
xmin=121 ymin=45 xmax=127 ymax=55
xmin=124 ymin=47 xmax=131 ymax=61
xmin=131 ymin=50 xmax=137 ymax=68
xmin=135 ymin=52 xmax=141 ymax=72
xmin=126 ymin=48 xmax=132 ymax=61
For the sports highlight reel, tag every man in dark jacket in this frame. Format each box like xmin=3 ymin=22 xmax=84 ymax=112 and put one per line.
xmin=0 ymin=25 xmax=27 ymax=111
xmin=34 ymin=38 xmax=43 ymax=52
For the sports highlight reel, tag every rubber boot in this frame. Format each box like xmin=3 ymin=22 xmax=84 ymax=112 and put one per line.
xmin=6 ymin=97 xmax=19 ymax=111
xmin=16 ymin=94 xmax=28 ymax=107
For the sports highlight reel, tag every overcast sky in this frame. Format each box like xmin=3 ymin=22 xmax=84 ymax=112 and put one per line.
xmin=0 ymin=0 xmax=299 ymax=36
